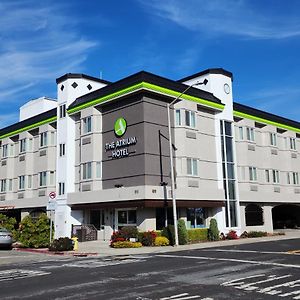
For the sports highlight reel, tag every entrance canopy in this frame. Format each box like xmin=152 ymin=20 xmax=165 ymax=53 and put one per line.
xmin=71 ymin=199 xmax=225 ymax=210
xmin=0 ymin=206 xmax=15 ymax=212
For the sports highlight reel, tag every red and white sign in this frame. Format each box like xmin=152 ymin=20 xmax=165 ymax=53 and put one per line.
xmin=49 ymin=192 xmax=56 ymax=199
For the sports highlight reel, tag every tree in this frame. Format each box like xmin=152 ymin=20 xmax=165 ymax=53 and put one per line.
xmin=208 ymin=218 xmax=219 ymax=241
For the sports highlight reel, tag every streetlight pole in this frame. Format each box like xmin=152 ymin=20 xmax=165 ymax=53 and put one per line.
xmin=167 ymin=79 xmax=208 ymax=246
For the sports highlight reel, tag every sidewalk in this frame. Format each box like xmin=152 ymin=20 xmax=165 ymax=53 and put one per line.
xmin=76 ymin=229 xmax=300 ymax=257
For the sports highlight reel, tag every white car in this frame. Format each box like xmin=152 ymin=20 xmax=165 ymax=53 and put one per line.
xmin=0 ymin=228 xmax=13 ymax=249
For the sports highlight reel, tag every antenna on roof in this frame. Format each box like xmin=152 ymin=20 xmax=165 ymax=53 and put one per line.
xmin=100 ymin=71 xmax=103 ymax=79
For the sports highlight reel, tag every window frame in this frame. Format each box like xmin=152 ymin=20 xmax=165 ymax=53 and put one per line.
xmin=59 ymin=143 xmax=66 ymax=157
xmin=19 ymin=175 xmax=25 ymax=190
xmin=272 ymin=169 xmax=280 ymax=184
xmin=292 ymin=172 xmax=299 ymax=185
xmin=269 ymin=132 xmax=277 ymax=147
xmin=59 ymin=104 xmax=66 ymax=118
xmin=265 ymin=169 xmax=270 ymax=183
xmin=239 ymin=127 xmax=244 ymax=140
xmin=40 ymin=132 xmax=48 ymax=147
xmin=185 ymin=110 xmax=196 ymax=128
xmin=2 ymin=144 xmax=8 ymax=158
xmin=290 ymin=137 xmax=296 ymax=150
xmin=19 ymin=139 xmax=26 ymax=153
xmin=187 ymin=158 xmax=198 ymax=176
xmin=249 ymin=166 xmax=257 ymax=182
xmin=82 ymin=162 xmax=92 ymax=180
xmin=175 ymin=109 xmax=181 ymax=126
xmin=58 ymin=182 xmax=65 ymax=195
xmin=116 ymin=208 xmax=137 ymax=229
xmin=39 ymin=171 xmax=47 ymax=187
xmin=1 ymin=179 xmax=6 ymax=192
xmin=83 ymin=116 xmax=92 ymax=134
xmin=246 ymin=127 xmax=255 ymax=142
xmin=28 ymin=175 xmax=32 ymax=189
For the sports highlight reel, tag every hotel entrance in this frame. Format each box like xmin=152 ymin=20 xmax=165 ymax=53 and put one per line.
xmin=90 ymin=210 xmax=105 ymax=240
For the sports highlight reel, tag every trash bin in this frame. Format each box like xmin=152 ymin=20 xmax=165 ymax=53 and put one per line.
xmin=77 ymin=228 xmax=87 ymax=242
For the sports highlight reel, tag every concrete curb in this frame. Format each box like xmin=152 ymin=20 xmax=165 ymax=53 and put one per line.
xmin=12 ymin=231 xmax=300 ymax=258
xmin=14 ymin=248 xmax=99 ymax=257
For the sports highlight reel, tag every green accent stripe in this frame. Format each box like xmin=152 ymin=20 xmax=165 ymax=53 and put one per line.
xmin=67 ymin=82 xmax=225 ymax=114
xmin=142 ymin=82 xmax=225 ymax=110
xmin=0 ymin=116 xmax=57 ymax=140
xmin=234 ymin=110 xmax=300 ymax=133
xmin=68 ymin=82 xmax=144 ymax=114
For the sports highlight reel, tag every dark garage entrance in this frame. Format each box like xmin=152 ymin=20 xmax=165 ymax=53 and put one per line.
xmin=272 ymin=205 xmax=300 ymax=229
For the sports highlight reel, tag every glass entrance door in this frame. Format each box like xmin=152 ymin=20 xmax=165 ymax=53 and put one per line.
xmin=90 ymin=210 xmax=105 ymax=230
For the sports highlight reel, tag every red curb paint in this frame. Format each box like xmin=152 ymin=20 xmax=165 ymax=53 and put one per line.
xmin=14 ymin=248 xmax=98 ymax=256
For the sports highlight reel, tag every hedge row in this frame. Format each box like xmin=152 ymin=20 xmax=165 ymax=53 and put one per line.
xmin=187 ymin=228 xmax=209 ymax=242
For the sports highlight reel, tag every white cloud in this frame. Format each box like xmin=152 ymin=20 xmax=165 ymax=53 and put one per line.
xmin=138 ymin=0 xmax=300 ymax=40
xmin=0 ymin=113 xmax=20 ymax=128
xmin=0 ymin=1 xmax=98 ymax=105
xmin=238 ymin=86 xmax=300 ymax=121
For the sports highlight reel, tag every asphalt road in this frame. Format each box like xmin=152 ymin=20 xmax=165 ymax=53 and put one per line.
xmin=0 ymin=238 xmax=299 ymax=300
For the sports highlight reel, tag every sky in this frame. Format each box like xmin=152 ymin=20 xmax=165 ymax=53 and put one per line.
xmin=1 ymin=0 xmax=300 ymax=128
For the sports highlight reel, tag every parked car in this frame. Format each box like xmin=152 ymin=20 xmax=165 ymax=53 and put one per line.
xmin=0 ymin=228 xmax=13 ymax=249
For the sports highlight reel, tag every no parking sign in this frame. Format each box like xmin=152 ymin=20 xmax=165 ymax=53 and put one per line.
xmin=47 ymin=192 xmax=57 ymax=211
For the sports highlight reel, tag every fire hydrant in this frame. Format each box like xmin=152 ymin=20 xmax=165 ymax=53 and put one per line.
xmin=71 ymin=237 xmax=78 ymax=251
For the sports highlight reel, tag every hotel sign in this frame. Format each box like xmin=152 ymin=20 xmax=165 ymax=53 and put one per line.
xmin=105 ymin=118 xmax=137 ymax=159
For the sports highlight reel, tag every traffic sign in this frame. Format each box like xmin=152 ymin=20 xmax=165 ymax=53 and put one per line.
xmin=47 ymin=201 xmax=57 ymax=211
xmin=49 ymin=192 xmax=56 ymax=199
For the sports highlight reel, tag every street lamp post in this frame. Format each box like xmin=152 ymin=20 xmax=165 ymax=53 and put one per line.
xmin=167 ymin=78 xmax=208 ymax=246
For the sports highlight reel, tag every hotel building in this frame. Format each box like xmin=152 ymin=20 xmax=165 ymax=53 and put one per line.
xmin=0 ymin=68 xmax=299 ymax=240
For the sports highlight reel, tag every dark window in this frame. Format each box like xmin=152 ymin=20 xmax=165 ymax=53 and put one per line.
xmin=245 ymin=204 xmax=264 ymax=226
xmin=230 ymin=201 xmax=237 ymax=227
xmin=225 ymin=122 xmax=232 ymax=136
xmin=187 ymin=208 xmax=205 ymax=228
xmin=59 ymin=104 xmax=66 ymax=118
xmin=225 ymin=137 xmax=233 ymax=162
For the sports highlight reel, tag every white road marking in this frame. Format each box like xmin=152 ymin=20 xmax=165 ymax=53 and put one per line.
xmin=258 ymin=279 xmax=300 ymax=295
xmin=279 ymin=290 xmax=300 ymax=298
xmin=223 ymin=273 xmax=300 ymax=299
xmin=222 ymin=274 xmax=266 ymax=286
xmin=156 ymin=254 xmax=300 ymax=269
xmin=62 ymin=257 xmax=145 ymax=268
xmin=160 ymin=293 xmax=203 ymax=300
xmin=160 ymin=293 xmax=189 ymax=299
xmin=235 ymin=275 xmax=292 ymax=291
xmin=0 ymin=269 xmax=50 ymax=282
xmin=210 ymin=249 xmax=299 ymax=255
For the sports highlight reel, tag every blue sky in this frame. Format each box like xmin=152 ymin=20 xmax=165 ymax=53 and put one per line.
xmin=1 ymin=0 xmax=300 ymax=127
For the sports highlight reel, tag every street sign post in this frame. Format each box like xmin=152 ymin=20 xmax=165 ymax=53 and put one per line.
xmin=47 ymin=192 xmax=56 ymax=244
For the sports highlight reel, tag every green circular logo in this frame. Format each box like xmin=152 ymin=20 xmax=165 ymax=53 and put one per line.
xmin=114 ymin=117 xmax=127 ymax=137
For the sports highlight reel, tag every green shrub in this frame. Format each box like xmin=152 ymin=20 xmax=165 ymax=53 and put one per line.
xmin=111 ymin=241 xmax=142 ymax=248
xmin=155 ymin=230 xmax=162 ymax=237
xmin=208 ymin=218 xmax=219 ymax=241
xmin=178 ymin=219 xmax=188 ymax=245
xmin=49 ymin=237 xmax=74 ymax=251
xmin=161 ymin=225 xmax=175 ymax=246
xmin=0 ymin=214 xmax=17 ymax=240
xmin=119 ymin=226 xmax=139 ymax=240
xmin=154 ymin=236 xmax=169 ymax=246
xmin=247 ymin=231 xmax=268 ymax=238
xmin=187 ymin=228 xmax=208 ymax=243
xmin=18 ymin=213 xmax=51 ymax=248
xmin=110 ymin=226 xmax=139 ymax=245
